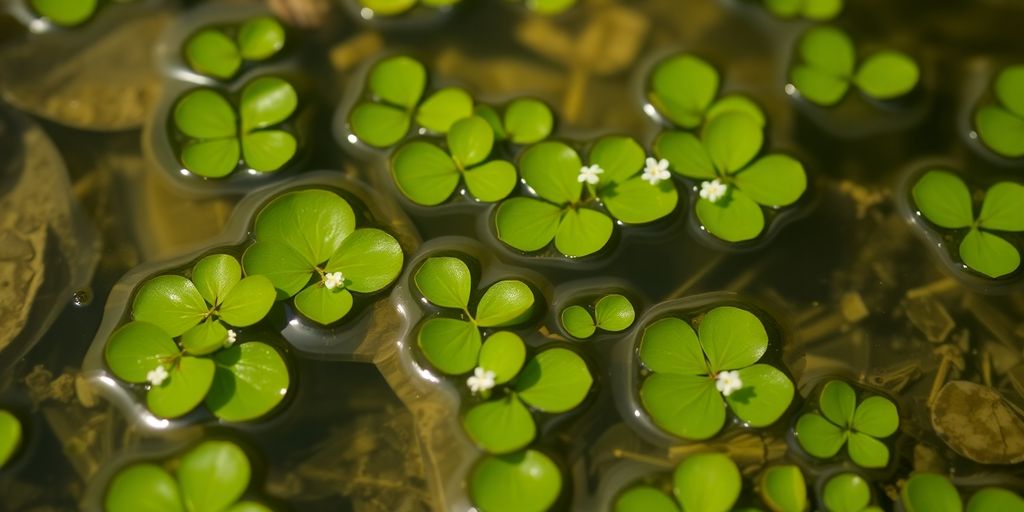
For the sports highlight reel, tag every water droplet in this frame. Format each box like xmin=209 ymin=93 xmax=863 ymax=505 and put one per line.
xmin=71 ymin=288 xmax=92 ymax=307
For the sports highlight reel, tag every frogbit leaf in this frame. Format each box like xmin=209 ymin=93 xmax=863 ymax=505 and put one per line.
xmin=519 ymin=141 xmax=582 ymax=204
xmin=240 ymin=241 xmax=313 ymax=299
xmin=448 ymin=116 xmax=494 ymax=169
xmin=184 ymin=30 xmax=241 ymax=80
xmin=105 ymin=321 xmax=181 ymax=383
xmin=698 ymin=306 xmax=769 ymax=373
xmin=416 ymin=87 xmax=473 ymax=133
xmin=901 ymin=473 xmax=962 ymax=512
xmin=252 ymin=189 xmax=356 ymax=267
xmin=0 ymin=410 xmax=22 ymax=469
xmin=392 ymin=141 xmax=459 ymax=206
xmin=369 ymin=55 xmax=426 ymax=109
xmin=475 ymin=280 xmax=535 ymax=328
xmin=503 ymin=98 xmax=554 ymax=144
xmin=591 ymin=135 xmax=645 ymax=186
xmin=823 ymin=473 xmax=872 ymax=512
xmin=554 ymin=208 xmax=614 ymax=257
xmin=696 ymin=189 xmax=766 ymax=242
xmin=852 ymin=395 xmax=899 ymax=438
xmin=129 ymin=275 xmax=209 ymax=334
xmin=177 ymin=440 xmax=251 ymax=512
xmin=960 ymin=228 xmax=1020 ymax=278
xmin=218 ymin=275 xmax=276 ymax=327
xmin=641 ymin=374 xmax=724 ymax=440
xmin=594 ymin=294 xmax=634 ymax=332
xmin=469 ymin=450 xmax=561 ymax=512
xmin=702 ymin=112 xmax=763 ymax=175
xmin=242 ymin=130 xmax=296 ymax=173
xmin=181 ymin=139 xmax=241 ymax=178
xmin=414 ymin=256 xmax=472 ymax=309
xmin=478 ymin=331 xmax=526 ymax=384
xmin=191 ymin=254 xmax=241 ymax=307
xmin=174 ymin=91 xmax=237 ymax=139
xmin=206 ymin=342 xmax=290 ymax=422
xmin=418 ymin=318 xmax=481 ymax=375
xmin=847 ymin=431 xmax=890 ymax=468
xmin=819 ymin=380 xmax=857 ymax=427
xmin=639 ymin=317 xmax=707 ymax=375
xmin=236 ymin=16 xmax=286 ymax=61
xmin=30 ymin=0 xmax=98 ymax=26
xmin=673 ymin=453 xmax=741 ymax=512
xmin=180 ymin=319 xmax=229 ymax=356
xmin=514 ymin=348 xmax=592 ymax=413
xmin=967 ymin=488 xmax=1024 ymax=512
xmin=561 ymin=305 xmax=596 ymax=339
xmin=325 ymin=228 xmax=404 ymax=293
xmin=464 ymin=160 xmax=517 ymax=202
xmin=706 ymin=94 xmax=766 ymax=127
xmin=146 ymin=356 xmax=216 ymax=419
xmin=733 ymin=154 xmax=807 ymax=207
xmin=655 ymin=131 xmax=717 ymax=180
xmin=790 ymin=26 xmax=855 ymax=106
xmin=601 ymin=176 xmax=679 ymax=225
xmin=726 ymin=364 xmax=794 ymax=427
xmin=979 ymin=181 xmax=1024 ymax=232
xmin=974 ymin=106 xmax=1024 ymax=159
xmin=494 ymin=198 xmax=563 ymax=253
xmin=795 ymin=412 xmax=846 ymax=458
xmin=104 ymin=464 xmax=184 ymax=512
xmin=759 ymin=465 xmax=808 ymax=512
xmin=614 ymin=486 xmax=679 ymax=512
xmin=462 ymin=395 xmax=536 ymax=454
xmin=995 ymin=65 xmax=1024 ymax=118
xmin=350 ymin=103 xmax=411 ymax=148
xmin=293 ymin=284 xmax=353 ymax=325
xmin=912 ymin=170 xmax=974 ymax=229
xmin=648 ymin=54 xmax=720 ymax=128
xmin=854 ymin=51 xmax=919 ymax=100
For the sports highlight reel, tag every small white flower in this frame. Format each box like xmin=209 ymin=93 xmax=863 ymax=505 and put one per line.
xmin=578 ymin=164 xmax=604 ymax=185
xmin=699 ymin=179 xmax=728 ymax=203
xmin=323 ymin=271 xmax=345 ymax=290
xmin=641 ymin=157 xmax=671 ymax=185
xmin=466 ymin=367 xmax=497 ymax=394
xmin=715 ymin=370 xmax=743 ymax=397
xmin=224 ymin=329 xmax=237 ymax=347
xmin=147 ymin=365 xmax=169 ymax=387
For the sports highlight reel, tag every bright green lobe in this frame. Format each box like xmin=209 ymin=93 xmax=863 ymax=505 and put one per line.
xmin=765 ymin=0 xmax=800 ymax=17
xmin=494 ymin=197 xmax=562 ymax=252
xmin=641 ymin=374 xmax=724 ymax=440
xmin=413 ymin=256 xmax=472 ymax=309
xmin=350 ymin=103 xmax=411 ymax=148
xmin=848 ymin=431 xmax=890 ymax=468
xmin=615 ymin=486 xmax=680 ymax=512
xmin=418 ymin=318 xmax=481 ymax=375
xmin=799 ymin=26 xmax=855 ymax=77
xmin=416 ymin=87 xmax=473 ymax=133
xmin=469 ymin=450 xmax=562 ymax=512
xmin=960 ymin=228 xmax=1020 ymax=278
xmin=979 ymin=181 xmax=1024 ymax=231
xmin=180 ymin=319 xmax=229 ymax=356
xmin=790 ymin=65 xmax=850 ymax=106
xmin=369 ymin=55 xmax=426 ymax=108
xmin=218 ymin=275 xmax=277 ymax=327
xmin=698 ymin=306 xmax=768 ymax=372
xmin=601 ymin=177 xmax=678 ymax=224
xmin=519 ymin=141 xmax=583 ymax=204
xmin=241 ymin=241 xmax=313 ymax=299
xmin=696 ymin=190 xmax=766 ymax=242
xmin=132 ymin=275 xmax=209 ymax=338
xmin=174 ymin=89 xmax=237 ymax=139
xmin=475 ymin=280 xmax=534 ymax=327
xmin=241 ymin=77 xmax=297 ymax=132
xmin=478 ymin=331 xmax=526 ymax=384
xmin=967 ymin=488 xmax=1024 ymax=512
xmin=974 ymin=106 xmax=1024 ymax=158
xmin=734 ymin=155 xmax=807 ymax=206
xmin=448 ymin=116 xmax=494 ymax=168
xmin=462 ymin=396 xmax=536 ymax=454
xmin=727 ymin=364 xmax=794 ymax=427
xmin=795 ymin=412 xmax=846 ymax=458
xmin=184 ymin=30 xmax=241 ymax=80
xmin=823 ymin=473 xmax=872 ymax=512
xmin=147 ymin=356 xmax=216 ymax=419
xmin=655 ymin=131 xmax=717 ymax=179
xmin=243 ymin=130 xmax=296 ymax=172
xmin=594 ymin=294 xmax=634 ymax=332
xmin=105 ymin=464 xmax=184 ymax=512
xmin=760 ymin=465 xmax=807 ymax=512
xmin=30 ymin=0 xmax=97 ymax=26
xmin=325 ymin=228 xmax=404 ymax=293
xmin=702 ymin=112 xmax=763 ymax=174
xmin=514 ymin=348 xmax=592 ymax=413
xmin=561 ymin=305 xmax=596 ymax=339
xmin=590 ymin=135 xmax=645 ymax=186
xmin=819 ymin=380 xmax=857 ymax=426
xmin=706 ymin=94 xmax=766 ymax=127
xmin=252 ymin=189 xmax=356 ymax=266
xmin=638 ymin=317 xmax=707 ymax=375
xmin=182 ymin=139 xmax=241 ymax=178
xmin=0 ymin=410 xmax=22 ymax=469
xmin=191 ymin=254 xmax=241 ymax=306
xmin=902 ymin=474 xmax=963 ymax=512
xmin=391 ymin=141 xmax=459 ymax=206
xmin=293 ymin=284 xmax=354 ymax=324
xmin=803 ymin=0 xmax=843 ymax=19
xmin=995 ymin=65 xmax=1024 ymax=117
xmin=237 ymin=16 xmax=286 ymax=61
xmin=503 ymin=98 xmax=554 ymax=144
xmin=912 ymin=170 xmax=974 ymax=229
xmin=852 ymin=395 xmax=899 ymax=437
xmin=105 ymin=321 xmax=181 ymax=383
xmin=554 ymin=208 xmax=613 ymax=257
xmin=854 ymin=51 xmax=920 ymax=100
xmin=673 ymin=453 xmax=741 ymax=512
xmin=206 ymin=342 xmax=289 ymax=422
xmin=177 ymin=440 xmax=251 ymax=512
xmin=648 ymin=54 xmax=720 ymax=129
xmin=464 ymin=160 xmax=517 ymax=202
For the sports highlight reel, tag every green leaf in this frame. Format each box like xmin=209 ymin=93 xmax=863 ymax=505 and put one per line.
xmin=475 ymin=280 xmax=535 ymax=328
xmin=994 ymin=65 xmax=1024 ymax=117
xmin=727 ymin=364 xmax=794 ymax=427
xmin=192 ymin=254 xmax=241 ymax=306
xmin=174 ymin=89 xmax=237 ymax=139
xmin=391 ymin=141 xmax=459 ymax=206
xmin=494 ymin=197 xmax=563 ymax=252
xmin=639 ymin=317 xmax=707 ymax=375
xmin=350 ymin=102 xmax=411 ymax=148
xmin=180 ymin=319 xmax=229 ymax=356
xmin=504 ymin=98 xmax=554 ymax=144
xmin=764 ymin=0 xmax=800 ymax=17
xmin=901 ymin=474 xmax=963 ymax=512
xmin=602 ymin=175 xmax=680 ymax=225
xmin=181 ymin=138 xmax=241 ymax=178
xmin=325 ymin=228 xmax=403 ymax=293
xmin=184 ymin=30 xmax=241 ymax=80
xmin=798 ymin=26 xmax=856 ymax=78
xmin=252 ymin=189 xmax=356 ymax=266
xmin=614 ymin=486 xmax=680 ymax=512
xmin=561 ymin=305 xmax=595 ymax=339
xmin=734 ymin=155 xmax=807 ymax=206
xmin=967 ymin=488 xmax=1024 ymax=512
xmin=240 ymin=77 xmax=297 ymax=132
xmin=648 ymin=54 xmax=720 ymax=128
xmin=416 ymin=87 xmax=473 ymax=133
xmin=960 ymin=228 xmax=1020 ymax=278
xmin=478 ymin=331 xmax=526 ymax=384
xmin=795 ymin=412 xmax=846 ymax=458
xmin=237 ymin=16 xmax=285 ymax=61
xmin=759 ymin=465 xmax=807 ymax=512
xmin=590 ymin=135 xmax=645 ymax=186
xmin=673 ymin=453 xmax=741 ymax=512
xmin=594 ymin=294 xmax=634 ymax=332
xmin=370 ymin=56 xmax=426 ymax=108
xmin=105 ymin=321 xmax=181 ymax=383
xmin=655 ymin=131 xmax=717 ymax=179
xmin=514 ymin=348 xmax=592 ymax=413
xmin=146 ymin=356 xmax=216 ymax=419
xmin=698 ymin=306 xmax=768 ymax=372
xmin=852 ymin=395 xmax=898 ymax=438
xmin=177 ymin=440 xmax=251 ymax=512
xmin=462 ymin=396 xmax=536 ymax=454
xmin=973 ymin=106 xmax=1024 ymax=159
xmin=464 ymin=160 xmax=517 ymax=202
xmin=29 ymin=0 xmax=98 ymax=26
xmin=979 ymin=182 xmax=1024 ymax=231
xmin=132 ymin=275 xmax=208 ymax=338
xmin=848 ymin=431 xmax=889 ymax=468
xmin=802 ymin=0 xmax=843 ymax=19
xmin=225 ymin=502 xmax=273 ymax=512
xmin=641 ymin=374 xmax=724 ymax=440
xmin=696 ymin=190 xmax=766 ymax=242
xmin=414 ymin=256 xmax=472 ymax=309
xmin=448 ymin=116 xmax=494 ymax=168
xmin=911 ymin=170 xmax=974 ymax=229
xmin=206 ymin=342 xmax=290 ymax=422
xmin=823 ymin=473 xmax=872 ymax=512
xmin=469 ymin=450 xmax=562 ymax=512
xmin=242 ymin=130 xmax=296 ymax=172
xmin=706 ymin=94 xmax=766 ymax=127
xmin=241 ymin=241 xmax=313 ymax=299
xmin=702 ymin=112 xmax=763 ymax=174
xmin=519 ymin=141 xmax=583 ymax=204
xmin=293 ymin=284 xmax=354 ymax=325
xmin=854 ymin=51 xmax=919 ymax=100
xmin=475 ymin=104 xmax=507 ymax=140
xmin=104 ymin=464 xmax=184 ymax=512
xmin=819 ymin=380 xmax=857 ymax=427
xmin=418 ymin=318 xmax=481 ymax=375
xmin=554 ymin=208 xmax=613 ymax=257
xmin=0 ymin=410 xmax=22 ymax=469
xmin=790 ymin=65 xmax=851 ymax=107
xmin=219 ymin=275 xmax=276 ymax=327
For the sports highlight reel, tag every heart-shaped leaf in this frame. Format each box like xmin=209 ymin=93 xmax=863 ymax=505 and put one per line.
xmin=514 ymin=348 xmax=592 ymax=413
xmin=104 ymin=464 xmax=184 ymax=512
xmin=146 ymin=356 xmax=216 ymax=419
xmin=105 ymin=321 xmax=181 ymax=383
xmin=462 ymin=395 xmax=536 ymax=454
xmin=206 ymin=342 xmax=290 ymax=422
xmin=417 ymin=317 xmax=481 ymax=375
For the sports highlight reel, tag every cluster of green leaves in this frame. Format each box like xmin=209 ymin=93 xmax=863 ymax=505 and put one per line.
xmin=469 ymin=449 xmax=562 ymax=512
xmin=901 ymin=473 xmax=1024 ymax=512
xmin=648 ymin=53 xmax=807 ymax=243
xmin=823 ymin=473 xmax=883 ymax=512
xmin=789 ymin=26 xmax=920 ymax=107
xmin=911 ymin=170 xmax=1024 ymax=279
xmin=105 ymin=440 xmax=272 ymax=512
xmin=763 ymin=0 xmax=842 ymax=21
xmin=637 ymin=306 xmax=795 ymax=440
xmin=496 ymin=136 xmax=679 ymax=257
xmin=795 ymin=380 xmax=899 ymax=468
xmin=560 ymin=293 xmax=635 ymax=339
xmin=974 ymin=65 xmax=1024 ymax=158
xmin=28 ymin=0 xmax=127 ymax=27
xmin=184 ymin=16 xmax=286 ymax=80
xmin=614 ymin=452 xmax=742 ymax=512
xmin=0 ymin=410 xmax=21 ymax=469
xmin=357 ymin=0 xmax=459 ymax=17
xmin=173 ymin=76 xmax=299 ymax=178
xmin=105 ymin=253 xmax=289 ymax=421
xmin=242 ymin=189 xmax=404 ymax=325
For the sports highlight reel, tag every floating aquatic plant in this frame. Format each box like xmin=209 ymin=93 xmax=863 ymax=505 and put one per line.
xmin=560 ymin=293 xmax=635 ymax=339
xmin=974 ymin=65 xmax=1024 ymax=158
xmin=900 ymin=473 xmax=962 ymax=512
xmin=184 ymin=16 xmax=286 ymax=80
xmin=646 ymin=53 xmax=765 ymax=130
xmin=911 ymin=170 xmax=1024 ymax=279
xmin=474 ymin=98 xmax=555 ymax=146
xmin=357 ymin=0 xmax=460 ymax=17
xmin=242 ymin=189 xmax=404 ymax=325
xmin=795 ymin=380 xmax=898 ymax=468
xmin=495 ymin=136 xmax=679 ymax=257
xmin=349 ymin=56 xmax=473 ymax=148
xmin=0 ymin=410 xmax=21 ymax=469
xmin=655 ymin=112 xmax=807 ymax=243
xmin=28 ymin=0 xmax=110 ymax=27
xmin=758 ymin=465 xmax=807 ymax=512
xmin=789 ymin=26 xmax=920 ymax=106
xmin=105 ymin=440 xmax=271 ymax=512
xmin=469 ymin=449 xmax=562 ymax=512
xmin=637 ymin=306 xmax=794 ymax=440
xmin=173 ymin=76 xmax=299 ymax=178
xmin=823 ymin=473 xmax=883 ymax=512
xmin=391 ymin=116 xmax=516 ymax=205
xmin=763 ymin=0 xmax=842 ymax=20
xmin=105 ymin=253 xmax=289 ymax=421
xmin=614 ymin=452 xmax=742 ymax=512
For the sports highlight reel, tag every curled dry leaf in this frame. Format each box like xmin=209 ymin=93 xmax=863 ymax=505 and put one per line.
xmin=930 ymin=380 xmax=1024 ymax=464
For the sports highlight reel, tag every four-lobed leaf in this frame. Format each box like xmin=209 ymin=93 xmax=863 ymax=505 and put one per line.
xmin=975 ymin=65 xmax=1024 ymax=158
xmin=795 ymin=380 xmax=898 ymax=468
xmin=184 ymin=16 xmax=286 ymax=80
